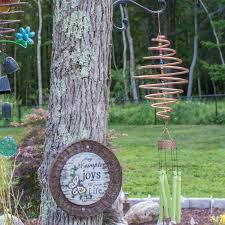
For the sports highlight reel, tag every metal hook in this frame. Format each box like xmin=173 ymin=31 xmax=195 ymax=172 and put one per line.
xmin=114 ymin=3 xmax=129 ymax=31
xmin=113 ymin=0 xmax=167 ymax=31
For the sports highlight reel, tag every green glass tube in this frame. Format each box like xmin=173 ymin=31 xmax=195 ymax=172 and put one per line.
xmin=176 ymin=171 xmax=182 ymax=223
xmin=164 ymin=171 xmax=172 ymax=218
xmin=160 ymin=170 xmax=169 ymax=218
xmin=171 ymin=171 xmax=177 ymax=223
xmin=159 ymin=182 xmax=164 ymax=224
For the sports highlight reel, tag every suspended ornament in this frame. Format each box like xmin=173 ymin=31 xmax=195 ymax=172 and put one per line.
xmin=0 ymin=136 xmax=17 ymax=158
xmin=3 ymin=54 xmax=20 ymax=74
xmin=135 ymin=17 xmax=189 ymax=224
xmin=2 ymin=102 xmax=11 ymax=119
xmin=0 ymin=75 xmax=10 ymax=94
xmin=15 ymin=26 xmax=35 ymax=47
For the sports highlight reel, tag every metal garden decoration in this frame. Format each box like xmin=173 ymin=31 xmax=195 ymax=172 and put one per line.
xmin=0 ymin=1 xmax=34 ymax=222
xmin=49 ymin=140 xmax=122 ymax=217
xmin=0 ymin=0 xmax=35 ymax=94
xmin=114 ymin=1 xmax=189 ymax=224
xmin=0 ymin=136 xmax=17 ymax=158
xmin=136 ymin=32 xmax=189 ymax=223
xmin=0 ymin=0 xmax=34 ymax=120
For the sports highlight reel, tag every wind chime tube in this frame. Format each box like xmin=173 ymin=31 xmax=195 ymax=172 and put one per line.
xmin=160 ymin=170 xmax=169 ymax=218
xmin=164 ymin=171 xmax=172 ymax=218
xmin=176 ymin=171 xmax=182 ymax=223
xmin=171 ymin=171 xmax=177 ymax=223
xmin=159 ymin=185 xmax=164 ymax=224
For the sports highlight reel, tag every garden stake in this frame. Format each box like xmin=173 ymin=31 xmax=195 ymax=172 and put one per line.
xmin=135 ymin=12 xmax=189 ymax=224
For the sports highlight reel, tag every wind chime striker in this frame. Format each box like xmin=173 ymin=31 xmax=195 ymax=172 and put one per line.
xmin=135 ymin=14 xmax=189 ymax=225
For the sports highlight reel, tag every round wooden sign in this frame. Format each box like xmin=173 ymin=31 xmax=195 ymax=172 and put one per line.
xmin=49 ymin=140 xmax=122 ymax=217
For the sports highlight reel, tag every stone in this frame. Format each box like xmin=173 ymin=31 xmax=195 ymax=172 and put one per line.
xmin=182 ymin=197 xmax=190 ymax=208
xmin=0 ymin=214 xmax=24 ymax=225
xmin=189 ymin=198 xmax=210 ymax=209
xmin=213 ymin=198 xmax=225 ymax=209
xmin=125 ymin=200 xmax=159 ymax=224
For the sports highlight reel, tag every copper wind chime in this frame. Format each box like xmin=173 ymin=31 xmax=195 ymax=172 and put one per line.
xmin=113 ymin=0 xmax=188 ymax=223
xmin=135 ymin=14 xmax=189 ymax=225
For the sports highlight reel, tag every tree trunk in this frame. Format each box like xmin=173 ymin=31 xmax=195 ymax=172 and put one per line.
xmin=120 ymin=5 xmax=129 ymax=103
xmin=212 ymin=80 xmax=217 ymax=96
xmin=187 ymin=0 xmax=199 ymax=98
xmin=38 ymin=1 xmax=125 ymax=225
xmin=124 ymin=7 xmax=139 ymax=104
xmin=199 ymin=0 xmax=223 ymax=95
xmin=37 ymin=0 xmax=43 ymax=106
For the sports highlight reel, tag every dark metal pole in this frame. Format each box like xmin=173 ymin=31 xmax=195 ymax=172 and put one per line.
xmin=215 ymin=95 xmax=218 ymax=117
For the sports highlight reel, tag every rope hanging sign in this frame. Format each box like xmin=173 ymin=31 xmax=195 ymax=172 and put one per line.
xmin=49 ymin=140 xmax=122 ymax=217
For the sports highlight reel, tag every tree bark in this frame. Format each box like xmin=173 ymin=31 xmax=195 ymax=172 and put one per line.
xmin=37 ymin=0 xmax=43 ymax=106
xmin=120 ymin=5 xmax=129 ymax=103
xmin=38 ymin=1 xmax=125 ymax=225
xmin=124 ymin=7 xmax=139 ymax=104
xmin=187 ymin=0 xmax=199 ymax=98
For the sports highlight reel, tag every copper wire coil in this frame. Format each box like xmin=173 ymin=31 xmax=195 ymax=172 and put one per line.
xmin=0 ymin=1 xmax=28 ymax=37
xmin=135 ymin=35 xmax=189 ymax=122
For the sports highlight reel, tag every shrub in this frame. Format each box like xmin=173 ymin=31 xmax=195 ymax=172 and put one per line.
xmin=109 ymin=100 xmax=225 ymax=125
xmin=25 ymin=108 xmax=48 ymax=125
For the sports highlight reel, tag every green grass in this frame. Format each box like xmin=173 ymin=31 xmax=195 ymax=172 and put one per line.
xmin=111 ymin=125 xmax=225 ymax=198
xmin=0 ymin=127 xmax=27 ymax=143
xmin=1 ymin=125 xmax=224 ymax=199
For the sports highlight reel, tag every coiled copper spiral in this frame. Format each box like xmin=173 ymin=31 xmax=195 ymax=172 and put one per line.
xmin=0 ymin=0 xmax=28 ymax=38
xmin=135 ymin=35 xmax=189 ymax=122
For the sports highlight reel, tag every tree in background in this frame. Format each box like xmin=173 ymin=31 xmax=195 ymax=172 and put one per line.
xmin=4 ymin=0 xmax=225 ymax=104
xmin=35 ymin=0 xmax=43 ymax=106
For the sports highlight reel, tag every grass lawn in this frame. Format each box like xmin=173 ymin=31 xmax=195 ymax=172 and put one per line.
xmin=2 ymin=125 xmax=224 ymax=199
xmin=110 ymin=125 xmax=225 ymax=198
xmin=0 ymin=127 xmax=27 ymax=143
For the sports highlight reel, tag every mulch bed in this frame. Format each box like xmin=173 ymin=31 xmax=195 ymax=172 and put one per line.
xmin=181 ymin=208 xmax=224 ymax=225
xmin=130 ymin=208 xmax=224 ymax=225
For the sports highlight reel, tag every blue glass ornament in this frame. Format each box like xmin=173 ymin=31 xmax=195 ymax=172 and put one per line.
xmin=16 ymin=26 xmax=35 ymax=48
xmin=0 ymin=137 xmax=17 ymax=158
